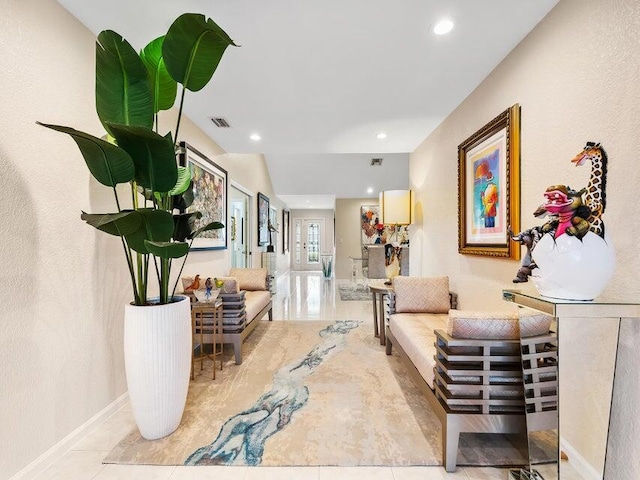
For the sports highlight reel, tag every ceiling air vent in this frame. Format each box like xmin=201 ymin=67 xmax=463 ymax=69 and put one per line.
xmin=371 ymin=158 xmax=383 ymax=166
xmin=210 ymin=117 xmax=231 ymax=128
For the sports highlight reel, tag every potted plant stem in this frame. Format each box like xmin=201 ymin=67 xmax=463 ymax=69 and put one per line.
xmin=39 ymin=13 xmax=237 ymax=439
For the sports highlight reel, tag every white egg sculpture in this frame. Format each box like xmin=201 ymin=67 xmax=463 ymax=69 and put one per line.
xmin=531 ymin=231 xmax=615 ymax=301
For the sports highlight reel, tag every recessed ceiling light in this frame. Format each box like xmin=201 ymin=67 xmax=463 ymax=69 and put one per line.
xmin=367 ymin=187 xmax=374 ymax=194
xmin=376 ymin=132 xmax=387 ymax=139
xmin=250 ymin=133 xmax=261 ymax=141
xmin=433 ymin=19 xmax=454 ymax=35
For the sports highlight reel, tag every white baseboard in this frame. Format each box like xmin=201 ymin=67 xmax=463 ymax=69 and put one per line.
xmin=561 ymin=437 xmax=602 ymax=480
xmin=10 ymin=392 xmax=129 ymax=480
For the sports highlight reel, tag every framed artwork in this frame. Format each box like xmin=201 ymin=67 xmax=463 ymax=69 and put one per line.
xmin=457 ymin=104 xmax=520 ymax=259
xmin=257 ymin=192 xmax=270 ymax=246
xmin=361 ymin=205 xmax=383 ymax=245
xmin=179 ymin=142 xmax=227 ymax=250
xmin=269 ymin=206 xmax=278 ymax=251
xmin=282 ymin=209 xmax=290 ymax=253
xmin=360 ymin=205 xmax=408 ymax=245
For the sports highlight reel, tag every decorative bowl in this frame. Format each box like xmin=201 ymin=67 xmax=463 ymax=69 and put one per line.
xmin=193 ymin=288 xmax=220 ymax=303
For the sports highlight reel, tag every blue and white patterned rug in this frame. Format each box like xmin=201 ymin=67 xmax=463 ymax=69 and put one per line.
xmin=105 ymin=320 xmax=553 ymax=467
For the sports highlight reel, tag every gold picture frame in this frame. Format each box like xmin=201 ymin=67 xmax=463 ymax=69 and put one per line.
xmin=458 ymin=104 xmax=520 ymax=260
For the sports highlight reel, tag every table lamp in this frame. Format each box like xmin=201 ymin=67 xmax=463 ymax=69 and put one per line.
xmin=379 ymin=189 xmax=414 ymax=281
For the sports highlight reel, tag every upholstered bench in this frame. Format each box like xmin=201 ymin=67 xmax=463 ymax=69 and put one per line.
xmin=183 ymin=268 xmax=273 ymax=365
xmin=384 ymin=276 xmax=557 ymax=471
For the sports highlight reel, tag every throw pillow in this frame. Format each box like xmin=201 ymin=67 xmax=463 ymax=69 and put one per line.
xmin=229 ymin=268 xmax=267 ymax=291
xmin=392 ymin=276 xmax=450 ymax=313
xmin=447 ymin=309 xmax=552 ymax=340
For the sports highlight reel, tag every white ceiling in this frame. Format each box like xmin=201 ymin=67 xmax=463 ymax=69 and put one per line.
xmin=56 ymin=0 xmax=559 ymax=210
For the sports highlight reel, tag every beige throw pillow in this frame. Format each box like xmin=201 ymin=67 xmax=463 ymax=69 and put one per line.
xmin=229 ymin=268 xmax=267 ymax=291
xmin=447 ymin=309 xmax=552 ymax=340
xmin=392 ymin=276 xmax=450 ymax=314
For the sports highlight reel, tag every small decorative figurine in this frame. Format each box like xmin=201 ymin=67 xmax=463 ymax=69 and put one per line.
xmin=509 ymin=142 xmax=614 ymax=300
xmin=185 ymin=274 xmax=201 ymax=292
xmin=204 ymin=277 xmax=213 ymax=300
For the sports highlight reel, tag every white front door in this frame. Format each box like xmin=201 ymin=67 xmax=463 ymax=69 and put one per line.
xmin=293 ymin=218 xmax=324 ymax=271
xmin=230 ymin=186 xmax=250 ymax=269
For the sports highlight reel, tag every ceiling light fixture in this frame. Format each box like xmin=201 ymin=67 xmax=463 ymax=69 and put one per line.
xmin=376 ymin=132 xmax=387 ymax=139
xmin=433 ymin=19 xmax=454 ymax=35
xmin=250 ymin=133 xmax=261 ymax=141
xmin=367 ymin=187 xmax=374 ymax=194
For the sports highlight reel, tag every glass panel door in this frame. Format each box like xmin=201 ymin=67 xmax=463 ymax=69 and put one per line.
xmin=293 ymin=218 xmax=324 ymax=271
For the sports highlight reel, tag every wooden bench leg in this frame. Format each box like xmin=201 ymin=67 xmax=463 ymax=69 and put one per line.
xmin=268 ymin=308 xmax=273 ymax=321
xmin=443 ymin=420 xmax=460 ymax=472
xmin=385 ymin=332 xmax=393 ymax=355
xmin=233 ymin=337 xmax=243 ymax=365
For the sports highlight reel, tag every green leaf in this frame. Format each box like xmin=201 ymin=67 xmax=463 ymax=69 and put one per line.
xmin=38 ymin=122 xmax=134 ymax=187
xmin=144 ymin=240 xmax=189 ymax=259
xmin=173 ymin=211 xmax=201 ymax=242
xmin=191 ymin=221 xmax=224 ymax=239
xmin=96 ymin=30 xmax=153 ymax=134
xmin=140 ymin=36 xmax=177 ymax=113
xmin=163 ymin=13 xmax=238 ymax=92
xmin=107 ymin=123 xmax=177 ymax=192
xmin=125 ymin=208 xmax=174 ymax=254
xmin=173 ymin=182 xmax=194 ymax=210
xmin=169 ymin=166 xmax=191 ymax=196
xmin=81 ymin=211 xmax=141 ymax=236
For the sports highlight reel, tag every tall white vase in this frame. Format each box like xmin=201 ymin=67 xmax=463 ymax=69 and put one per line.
xmin=124 ymin=296 xmax=191 ymax=440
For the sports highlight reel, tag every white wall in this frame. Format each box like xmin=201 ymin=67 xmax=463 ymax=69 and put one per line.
xmin=410 ymin=0 xmax=640 ymax=476
xmin=0 ymin=1 xmax=283 ymax=478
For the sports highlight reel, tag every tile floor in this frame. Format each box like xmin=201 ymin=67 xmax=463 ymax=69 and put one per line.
xmin=33 ymin=272 xmax=582 ymax=480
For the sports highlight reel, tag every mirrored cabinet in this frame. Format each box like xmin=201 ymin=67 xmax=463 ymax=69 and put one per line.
xmin=502 ymin=289 xmax=640 ymax=480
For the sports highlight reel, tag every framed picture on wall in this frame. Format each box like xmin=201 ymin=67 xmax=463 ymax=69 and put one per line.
xmin=360 ymin=205 xmax=408 ymax=245
xmin=282 ymin=209 xmax=290 ymax=253
xmin=457 ymin=104 xmax=520 ymax=259
xmin=257 ymin=192 xmax=270 ymax=246
xmin=179 ymin=142 xmax=227 ymax=250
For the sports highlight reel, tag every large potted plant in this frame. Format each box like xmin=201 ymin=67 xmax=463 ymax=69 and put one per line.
xmin=39 ymin=13 xmax=237 ymax=439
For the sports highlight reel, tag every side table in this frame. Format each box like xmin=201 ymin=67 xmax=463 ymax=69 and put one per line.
xmin=191 ymin=298 xmax=223 ymax=380
xmin=369 ymin=280 xmax=393 ymax=346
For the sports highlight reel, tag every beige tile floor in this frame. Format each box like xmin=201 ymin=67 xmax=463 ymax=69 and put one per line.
xmin=33 ymin=272 xmax=582 ymax=480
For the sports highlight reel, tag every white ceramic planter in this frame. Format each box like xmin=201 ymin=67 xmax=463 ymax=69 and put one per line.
xmin=124 ymin=295 xmax=191 ymax=440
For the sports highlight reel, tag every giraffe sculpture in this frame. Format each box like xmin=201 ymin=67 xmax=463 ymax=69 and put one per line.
xmin=571 ymin=142 xmax=608 ymax=238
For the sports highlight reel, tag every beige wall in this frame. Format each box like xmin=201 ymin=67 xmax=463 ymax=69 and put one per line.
xmin=335 ymin=198 xmax=377 ymax=279
xmin=0 ymin=1 xmax=283 ymax=478
xmin=410 ymin=0 xmax=639 ymax=476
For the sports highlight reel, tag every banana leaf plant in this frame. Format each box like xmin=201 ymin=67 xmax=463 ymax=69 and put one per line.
xmin=39 ymin=13 xmax=237 ymax=305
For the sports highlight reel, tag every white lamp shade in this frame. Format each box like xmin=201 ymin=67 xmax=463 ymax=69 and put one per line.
xmin=379 ymin=190 xmax=414 ymax=225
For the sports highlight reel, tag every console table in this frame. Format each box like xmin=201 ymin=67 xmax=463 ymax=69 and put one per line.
xmin=502 ymin=289 xmax=640 ymax=480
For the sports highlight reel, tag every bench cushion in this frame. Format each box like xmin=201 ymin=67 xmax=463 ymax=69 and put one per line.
xmin=244 ymin=290 xmax=271 ymax=324
xmin=392 ymin=276 xmax=450 ymax=314
xmin=389 ymin=313 xmax=448 ymax=388
xmin=447 ymin=309 xmax=553 ymax=340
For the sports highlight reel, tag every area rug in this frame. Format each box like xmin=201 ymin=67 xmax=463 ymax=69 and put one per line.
xmin=338 ymin=284 xmax=371 ymax=301
xmin=105 ymin=320 xmax=554 ymax=467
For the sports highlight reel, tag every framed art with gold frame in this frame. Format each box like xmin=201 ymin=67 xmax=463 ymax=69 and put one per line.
xmin=458 ymin=104 xmax=520 ymax=259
